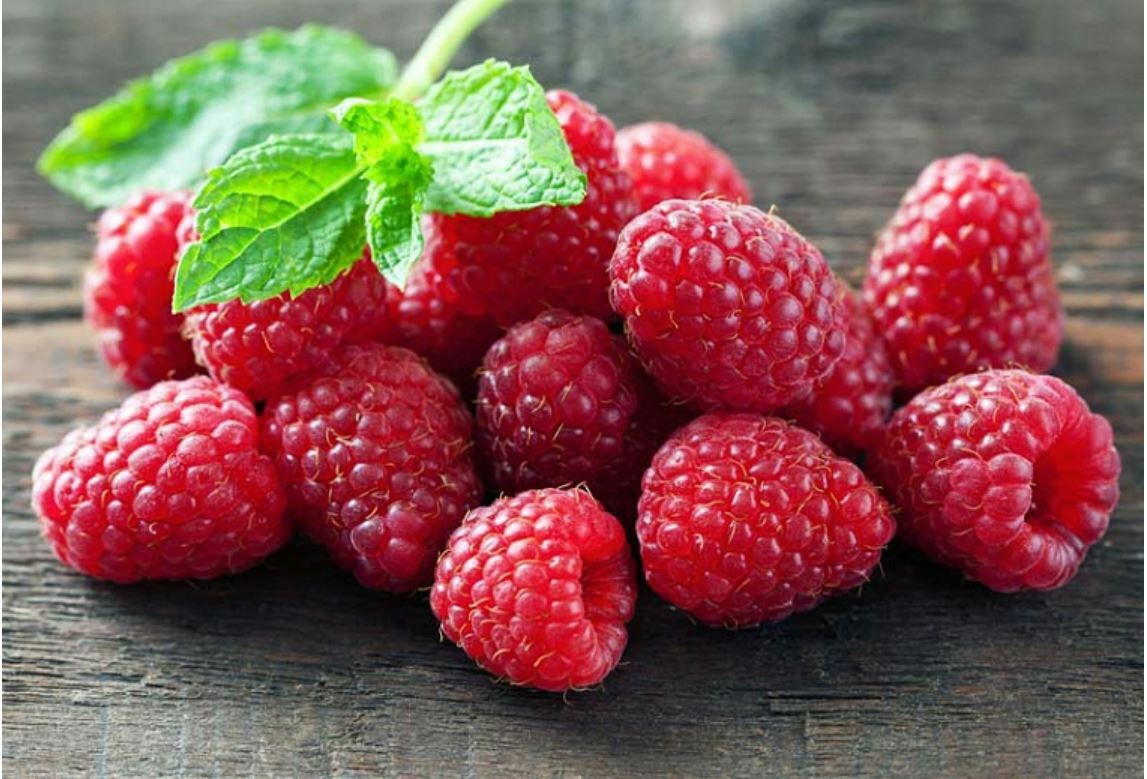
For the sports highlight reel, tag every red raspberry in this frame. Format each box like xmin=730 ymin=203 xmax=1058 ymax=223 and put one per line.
xmin=430 ymin=488 xmax=637 ymax=692
xmin=781 ymin=289 xmax=895 ymax=457
xmin=475 ymin=310 xmax=682 ymax=519
xmin=389 ymin=222 xmax=503 ymax=396
xmin=182 ymin=248 xmax=397 ymax=401
xmin=31 ymin=376 xmax=289 ymax=583
xmin=616 ymin=121 xmax=752 ymax=211
xmin=863 ymin=154 xmax=1063 ymax=391
xmin=427 ymin=90 xmax=638 ymax=326
xmin=870 ymin=370 xmax=1120 ymax=592
xmin=260 ymin=343 xmax=481 ymax=592
xmin=84 ymin=190 xmax=199 ymax=389
xmin=610 ymin=199 xmax=848 ymax=413
xmin=637 ymin=413 xmax=895 ymax=628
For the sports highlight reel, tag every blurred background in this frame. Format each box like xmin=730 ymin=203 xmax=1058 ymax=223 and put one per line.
xmin=4 ymin=1 xmax=1143 ymax=776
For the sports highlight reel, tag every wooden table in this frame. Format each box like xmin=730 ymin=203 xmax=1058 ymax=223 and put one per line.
xmin=4 ymin=0 xmax=1143 ymax=775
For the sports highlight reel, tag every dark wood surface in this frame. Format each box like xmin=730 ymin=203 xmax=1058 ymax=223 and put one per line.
xmin=4 ymin=0 xmax=1143 ymax=776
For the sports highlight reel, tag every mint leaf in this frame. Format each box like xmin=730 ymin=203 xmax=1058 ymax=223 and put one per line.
xmin=172 ymin=134 xmax=368 ymax=311
xmin=39 ymin=26 xmax=396 ymax=208
xmin=332 ymin=98 xmax=425 ymax=169
xmin=416 ymin=59 xmax=587 ymax=217
xmin=365 ymin=183 xmax=425 ymax=287
xmin=333 ymin=98 xmax=433 ymax=286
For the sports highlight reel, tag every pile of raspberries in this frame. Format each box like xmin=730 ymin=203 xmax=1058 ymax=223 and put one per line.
xmin=34 ymin=91 xmax=1121 ymax=693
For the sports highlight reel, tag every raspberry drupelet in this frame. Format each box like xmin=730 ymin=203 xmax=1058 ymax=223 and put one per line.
xmin=32 ymin=376 xmax=289 ymax=582
xmin=426 ymin=90 xmax=638 ymax=326
xmin=475 ymin=309 xmax=683 ymax=520
xmin=431 ymin=488 xmax=638 ymax=692
xmin=85 ymin=190 xmax=199 ymax=388
xmin=609 ymin=199 xmax=848 ymax=413
xmin=616 ymin=121 xmax=752 ymax=211
xmin=637 ymin=413 xmax=895 ymax=628
xmin=864 ymin=154 xmax=1063 ymax=391
xmin=260 ymin=343 xmax=481 ymax=592
xmin=870 ymin=369 xmax=1120 ymax=592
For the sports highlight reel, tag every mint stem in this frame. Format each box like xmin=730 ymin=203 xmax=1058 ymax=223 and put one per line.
xmin=392 ymin=0 xmax=509 ymax=100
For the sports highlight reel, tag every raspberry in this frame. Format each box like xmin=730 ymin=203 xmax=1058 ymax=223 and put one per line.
xmin=610 ymin=199 xmax=848 ymax=413
xmin=260 ymin=343 xmax=481 ymax=591
xmin=863 ymin=154 xmax=1063 ymax=391
xmin=389 ymin=221 xmax=503 ymax=396
xmin=426 ymin=90 xmax=638 ymax=326
xmin=430 ymin=488 xmax=637 ymax=691
xmin=84 ymin=190 xmax=199 ymax=389
xmin=31 ymin=376 xmax=289 ymax=583
xmin=616 ymin=121 xmax=752 ymax=211
xmin=870 ymin=370 xmax=1120 ymax=592
xmin=781 ymin=289 xmax=895 ymax=457
xmin=637 ymin=413 xmax=895 ymax=628
xmin=475 ymin=310 xmax=682 ymax=519
xmin=182 ymin=247 xmax=397 ymax=401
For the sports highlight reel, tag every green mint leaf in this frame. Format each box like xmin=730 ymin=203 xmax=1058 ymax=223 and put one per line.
xmin=416 ymin=59 xmax=587 ymax=217
xmin=331 ymin=98 xmax=425 ymax=170
xmin=364 ymin=183 xmax=425 ymax=288
xmin=39 ymin=26 xmax=396 ymax=208
xmin=333 ymin=98 xmax=433 ymax=287
xmin=172 ymin=133 xmax=368 ymax=311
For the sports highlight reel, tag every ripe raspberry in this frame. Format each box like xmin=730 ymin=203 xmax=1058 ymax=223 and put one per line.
xmin=610 ymin=199 xmax=848 ymax=413
xmin=426 ymin=90 xmax=638 ymax=326
xmin=870 ymin=370 xmax=1120 ymax=592
xmin=616 ymin=121 xmax=752 ymax=211
xmin=430 ymin=488 xmax=637 ymax=692
xmin=637 ymin=413 xmax=895 ymax=628
xmin=181 ymin=245 xmax=397 ymax=400
xmin=475 ymin=310 xmax=682 ymax=519
xmin=389 ymin=222 xmax=502 ymax=396
xmin=781 ymin=289 xmax=895 ymax=457
xmin=863 ymin=154 xmax=1063 ymax=391
xmin=84 ymin=190 xmax=199 ymax=389
xmin=260 ymin=343 xmax=481 ymax=592
xmin=31 ymin=376 xmax=289 ymax=582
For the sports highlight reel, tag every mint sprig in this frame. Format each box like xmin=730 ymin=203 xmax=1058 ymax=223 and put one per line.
xmin=38 ymin=26 xmax=397 ymax=208
xmin=39 ymin=0 xmax=589 ymax=310
xmin=171 ymin=59 xmax=585 ymax=309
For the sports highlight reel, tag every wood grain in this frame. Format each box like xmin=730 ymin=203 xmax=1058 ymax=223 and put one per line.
xmin=3 ymin=0 xmax=1143 ymax=776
